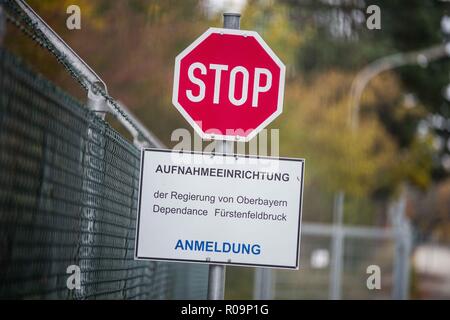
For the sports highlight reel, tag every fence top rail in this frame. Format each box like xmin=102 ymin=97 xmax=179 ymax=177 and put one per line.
xmin=2 ymin=0 xmax=164 ymax=148
xmin=13 ymin=0 xmax=105 ymax=92
xmin=302 ymin=222 xmax=396 ymax=239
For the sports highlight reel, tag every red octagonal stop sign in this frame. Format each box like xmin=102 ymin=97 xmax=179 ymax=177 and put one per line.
xmin=172 ymin=28 xmax=285 ymax=141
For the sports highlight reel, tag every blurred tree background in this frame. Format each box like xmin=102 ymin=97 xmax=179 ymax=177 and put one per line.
xmin=4 ymin=0 xmax=450 ymax=298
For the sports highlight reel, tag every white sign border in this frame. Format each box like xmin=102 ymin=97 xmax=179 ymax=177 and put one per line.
xmin=172 ymin=27 xmax=286 ymax=142
xmin=134 ymin=148 xmax=305 ymax=270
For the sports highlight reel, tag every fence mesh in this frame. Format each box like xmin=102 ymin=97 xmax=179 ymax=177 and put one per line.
xmin=273 ymin=231 xmax=395 ymax=300
xmin=0 ymin=48 xmax=208 ymax=299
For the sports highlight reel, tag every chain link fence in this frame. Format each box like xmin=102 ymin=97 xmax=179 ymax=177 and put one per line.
xmin=273 ymin=228 xmax=397 ymax=299
xmin=0 ymin=2 xmax=208 ymax=299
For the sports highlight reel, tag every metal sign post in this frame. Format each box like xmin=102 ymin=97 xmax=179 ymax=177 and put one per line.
xmin=168 ymin=11 xmax=292 ymax=299
xmin=207 ymin=13 xmax=241 ymax=301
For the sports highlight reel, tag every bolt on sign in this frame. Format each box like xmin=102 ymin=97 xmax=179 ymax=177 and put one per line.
xmin=172 ymin=28 xmax=286 ymax=141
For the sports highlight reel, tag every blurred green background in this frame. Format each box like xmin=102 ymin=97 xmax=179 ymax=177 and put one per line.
xmin=5 ymin=0 xmax=450 ymax=299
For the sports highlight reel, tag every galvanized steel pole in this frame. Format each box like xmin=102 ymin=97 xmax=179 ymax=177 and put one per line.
xmin=207 ymin=12 xmax=241 ymax=301
xmin=223 ymin=12 xmax=240 ymax=29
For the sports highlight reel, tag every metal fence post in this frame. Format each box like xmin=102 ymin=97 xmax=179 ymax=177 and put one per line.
xmin=400 ymin=220 xmax=412 ymax=300
xmin=329 ymin=191 xmax=344 ymax=300
xmin=392 ymin=193 xmax=411 ymax=300
xmin=87 ymin=83 xmax=108 ymax=120
xmin=77 ymin=94 xmax=108 ymax=299
xmin=253 ymin=268 xmax=274 ymax=300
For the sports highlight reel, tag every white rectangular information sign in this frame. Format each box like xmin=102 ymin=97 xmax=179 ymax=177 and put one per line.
xmin=135 ymin=149 xmax=305 ymax=269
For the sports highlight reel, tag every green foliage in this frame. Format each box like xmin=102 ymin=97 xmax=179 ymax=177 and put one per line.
xmin=280 ymin=0 xmax=450 ymax=177
xmin=280 ymin=71 xmax=399 ymax=198
xmin=241 ymin=1 xmax=302 ymax=74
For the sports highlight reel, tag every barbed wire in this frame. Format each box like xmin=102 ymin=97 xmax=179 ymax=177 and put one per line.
xmin=1 ymin=0 xmax=162 ymax=147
